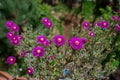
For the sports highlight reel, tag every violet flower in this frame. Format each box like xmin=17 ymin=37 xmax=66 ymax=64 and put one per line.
xmin=6 ymin=21 xmax=15 ymax=29
xmin=27 ymin=67 xmax=34 ymax=75
xmin=37 ymin=35 xmax=47 ymax=45
xmin=115 ymin=24 xmax=120 ymax=31
xmin=45 ymin=21 xmax=53 ymax=28
xmin=69 ymin=37 xmax=88 ymax=50
xmin=42 ymin=17 xmax=50 ymax=24
xmin=82 ymin=21 xmax=90 ymax=30
xmin=112 ymin=16 xmax=118 ymax=21
xmin=53 ymin=35 xmax=66 ymax=46
xmin=7 ymin=56 xmax=16 ymax=65
xmin=32 ymin=46 xmax=45 ymax=57
xmin=10 ymin=24 xmax=20 ymax=32
xmin=6 ymin=32 xmax=15 ymax=39
xmin=89 ymin=31 xmax=96 ymax=38
xmin=99 ymin=20 xmax=110 ymax=29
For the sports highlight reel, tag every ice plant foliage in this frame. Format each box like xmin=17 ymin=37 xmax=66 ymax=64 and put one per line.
xmin=7 ymin=56 xmax=16 ymax=65
xmin=6 ymin=21 xmax=15 ymax=29
xmin=6 ymin=9 xmax=120 ymax=79
xmin=20 ymin=50 xmax=27 ymax=57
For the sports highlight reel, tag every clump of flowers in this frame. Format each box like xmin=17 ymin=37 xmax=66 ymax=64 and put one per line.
xmin=6 ymin=21 xmax=20 ymax=32
xmin=6 ymin=21 xmax=23 ymax=46
xmin=42 ymin=17 xmax=53 ymax=28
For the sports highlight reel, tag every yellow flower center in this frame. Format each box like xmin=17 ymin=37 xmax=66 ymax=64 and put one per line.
xmin=91 ymin=33 xmax=94 ymax=36
xmin=28 ymin=70 xmax=31 ymax=73
xmin=13 ymin=37 xmax=16 ymax=40
xmin=40 ymin=38 xmax=44 ymax=41
xmin=10 ymin=58 xmax=13 ymax=61
xmin=75 ymin=41 xmax=80 ymax=45
xmin=58 ymin=38 xmax=62 ymax=42
xmin=44 ymin=19 xmax=47 ymax=22
xmin=9 ymin=33 xmax=12 ymax=36
xmin=48 ymin=22 xmax=51 ymax=26
xmin=85 ymin=23 xmax=88 ymax=26
xmin=13 ymin=26 xmax=16 ymax=29
xmin=37 ymin=50 xmax=41 ymax=54
xmin=103 ymin=23 xmax=106 ymax=26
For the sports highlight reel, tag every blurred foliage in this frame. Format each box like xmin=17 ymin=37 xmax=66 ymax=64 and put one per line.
xmin=54 ymin=3 xmax=69 ymax=14
xmin=81 ymin=1 xmax=95 ymax=20
xmin=99 ymin=6 xmax=120 ymax=69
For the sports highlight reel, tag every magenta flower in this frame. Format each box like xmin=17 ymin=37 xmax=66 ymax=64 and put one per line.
xmin=69 ymin=37 xmax=88 ymax=50
xmin=89 ymin=31 xmax=96 ymax=38
xmin=32 ymin=46 xmax=45 ymax=57
xmin=10 ymin=38 xmax=21 ymax=46
xmin=37 ymin=35 xmax=47 ymax=45
xmin=49 ymin=55 xmax=55 ymax=61
xmin=42 ymin=17 xmax=53 ymax=28
xmin=42 ymin=17 xmax=50 ymax=24
xmin=17 ymin=35 xmax=23 ymax=40
xmin=99 ymin=20 xmax=110 ymax=29
xmin=112 ymin=16 xmax=118 ymax=21
xmin=94 ymin=22 xmax=99 ymax=27
xmin=45 ymin=21 xmax=53 ymax=28
xmin=118 ymin=9 xmax=120 ymax=14
xmin=6 ymin=21 xmax=15 ymax=29
xmin=82 ymin=21 xmax=90 ymax=30
xmin=20 ymin=50 xmax=27 ymax=57
xmin=115 ymin=24 xmax=120 ymax=31
xmin=10 ymin=35 xmax=21 ymax=46
xmin=6 ymin=32 xmax=15 ymax=39
xmin=7 ymin=56 xmax=16 ymax=65
xmin=53 ymin=35 xmax=66 ymax=46
xmin=10 ymin=24 xmax=20 ymax=32
xmin=43 ymin=39 xmax=52 ymax=47
xmin=27 ymin=67 xmax=34 ymax=75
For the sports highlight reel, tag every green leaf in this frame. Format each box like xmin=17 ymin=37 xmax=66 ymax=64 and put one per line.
xmin=112 ymin=60 xmax=119 ymax=68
